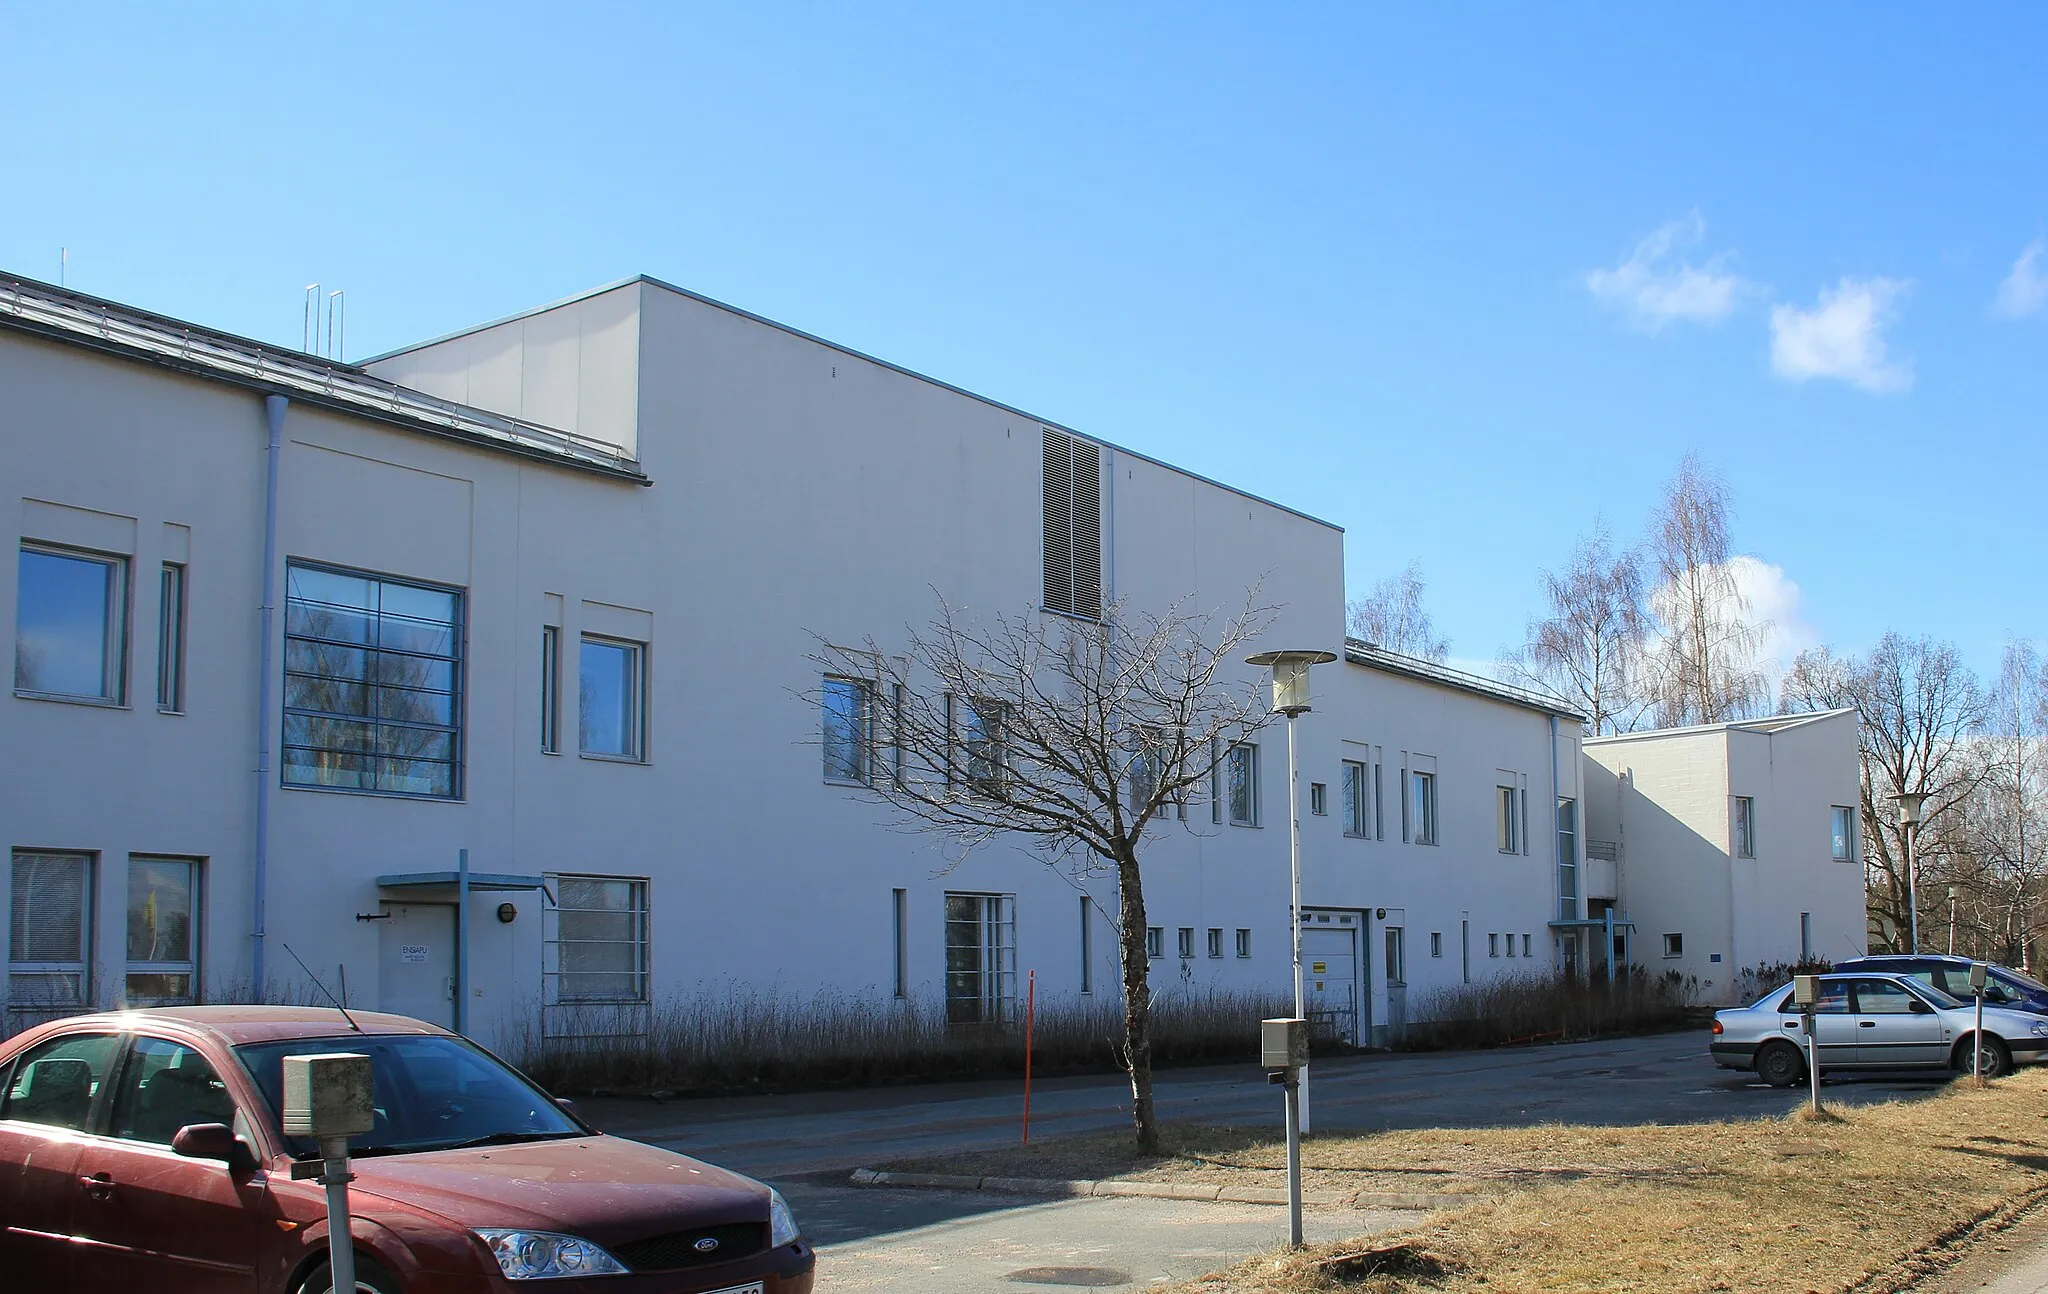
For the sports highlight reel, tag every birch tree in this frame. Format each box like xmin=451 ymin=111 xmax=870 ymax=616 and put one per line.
xmin=1641 ymin=454 xmax=1771 ymax=726
xmin=1500 ymin=526 xmax=1651 ymax=735
xmin=809 ymin=594 xmax=1278 ymax=1154
xmin=1347 ymin=562 xmax=1449 ymax=663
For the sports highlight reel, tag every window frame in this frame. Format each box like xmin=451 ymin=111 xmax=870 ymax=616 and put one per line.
xmin=578 ymin=634 xmax=647 ymax=763
xmin=1235 ymin=928 xmax=1252 ymax=958
xmin=1410 ymin=770 xmax=1438 ymax=845
xmin=1830 ymin=806 xmax=1855 ymax=863
xmin=957 ymin=696 xmax=1008 ymax=799
xmin=821 ymin=675 xmax=876 ymax=785
xmin=15 ymin=542 xmax=129 ymax=707
xmin=1384 ymin=926 xmax=1406 ymax=986
xmin=1663 ymin=932 xmax=1684 ymax=958
xmin=1146 ymin=926 xmax=1164 ymax=960
xmin=1488 ymin=932 xmax=1500 ymax=958
xmin=1497 ymin=785 xmax=1520 ymax=853
xmin=1342 ymin=760 xmax=1369 ymax=838
xmin=1429 ymin=931 xmax=1443 ymax=958
xmin=1206 ymin=927 xmax=1223 ymax=959
xmin=282 ymin=560 xmax=466 ymax=799
xmin=156 ymin=561 xmax=186 ymax=713
xmin=1733 ymin=796 xmax=1756 ymax=858
xmin=1309 ymin=781 xmax=1327 ymax=816
xmin=543 ymin=873 xmax=650 ymax=1005
xmin=9 ymin=849 xmax=95 ymax=1008
xmin=540 ymin=625 xmax=561 ymax=754
xmin=1226 ymin=742 xmax=1260 ymax=827
xmin=125 ymin=854 xmax=201 ymax=1007
xmin=943 ymin=892 xmax=1017 ymax=1026
xmin=1176 ymin=926 xmax=1195 ymax=960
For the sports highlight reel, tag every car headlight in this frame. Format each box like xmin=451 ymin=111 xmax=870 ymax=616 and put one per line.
xmin=769 ymin=1188 xmax=801 ymax=1248
xmin=2029 ymin=1021 xmax=2048 ymax=1038
xmin=475 ymin=1229 xmax=628 ymax=1280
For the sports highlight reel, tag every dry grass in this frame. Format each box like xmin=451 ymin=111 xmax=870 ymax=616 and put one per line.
xmin=883 ymin=1071 xmax=2048 ymax=1293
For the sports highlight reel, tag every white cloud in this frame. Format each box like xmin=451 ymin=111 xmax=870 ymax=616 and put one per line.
xmin=1768 ymin=277 xmax=1914 ymax=393
xmin=1724 ymin=556 xmax=1821 ymax=684
xmin=1994 ymin=240 xmax=2048 ymax=318
xmin=1585 ymin=213 xmax=1754 ymax=332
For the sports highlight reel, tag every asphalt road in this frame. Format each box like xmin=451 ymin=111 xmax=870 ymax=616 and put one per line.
xmin=575 ymin=1030 xmax=1960 ymax=1291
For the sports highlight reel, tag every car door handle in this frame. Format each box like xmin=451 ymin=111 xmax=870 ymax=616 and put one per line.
xmin=79 ymin=1172 xmax=116 ymax=1199
xmin=1858 ymin=1021 xmax=1878 ymax=1028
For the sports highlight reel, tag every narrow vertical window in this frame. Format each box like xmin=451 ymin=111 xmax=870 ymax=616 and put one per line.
xmin=1235 ymin=928 xmax=1252 ymax=958
xmin=1341 ymin=761 xmax=1366 ymax=836
xmin=822 ymin=676 xmax=874 ymax=783
xmin=1079 ymin=895 xmax=1093 ymax=994
xmin=1523 ymin=933 xmax=1532 ymax=958
xmin=1207 ymin=927 xmax=1223 ymax=958
xmin=1800 ymin=911 xmax=1813 ymax=960
xmin=959 ymin=698 xmax=1007 ymax=798
xmin=1227 ymin=742 xmax=1259 ymax=826
xmin=579 ymin=635 xmax=645 ymax=761
xmin=891 ymin=682 xmax=907 ymax=789
xmin=1489 ymin=932 xmax=1500 ymax=958
xmin=126 ymin=855 xmax=199 ymax=1004
xmin=1429 ymin=931 xmax=1443 ymax=958
xmin=540 ymin=625 xmax=560 ymax=753
xmin=1374 ymin=761 xmax=1385 ymax=839
xmin=1411 ymin=771 xmax=1437 ymax=845
xmin=892 ymin=888 xmax=909 ymax=999
xmin=1177 ymin=927 xmax=1195 ymax=959
xmin=1733 ymin=796 xmax=1756 ymax=858
xmin=1556 ymin=798 xmax=1580 ymax=922
xmin=1384 ymin=927 xmax=1405 ymax=986
xmin=1309 ymin=782 xmax=1327 ymax=816
xmin=1461 ymin=919 xmax=1471 ymax=982
xmin=17 ymin=545 xmax=127 ymax=704
xmin=1830 ymin=806 xmax=1854 ymax=862
xmin=1146 ymin=926 xmax=1164 ymax=959
xmin=156 ymin=563 xmax=186 ymax=711
xmin=10 ymin=850 xmax=93 ymax=1007
xmin=1497 ymin=786 xmax=1519 ymax=853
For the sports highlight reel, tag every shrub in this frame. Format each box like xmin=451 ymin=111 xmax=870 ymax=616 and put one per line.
xmin=1400 ymin=966 xmax=1701 ymax=1052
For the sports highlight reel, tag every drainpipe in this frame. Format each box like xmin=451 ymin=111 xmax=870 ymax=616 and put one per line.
xmin=252 ymin=394 xmax=287 ymax=996
xmin=1550 ymin=714 xmax=1562 ymax=969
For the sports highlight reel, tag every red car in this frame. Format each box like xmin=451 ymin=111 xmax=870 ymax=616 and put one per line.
xmin=0 ymin=1006 xmax=816 ymax=1293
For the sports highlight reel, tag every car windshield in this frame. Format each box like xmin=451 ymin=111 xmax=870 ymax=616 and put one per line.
xmin=235 ymin=1034 xmax=582 ymax=1158
xmin=1995 ymin=966 xmax=2048 ymax=995
xmin=1912 ymin=981 xmax=1966 ymax=1009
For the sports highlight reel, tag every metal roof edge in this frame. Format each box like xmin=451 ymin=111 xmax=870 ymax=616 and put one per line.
xmin=1582 ymin=707 xmax=1856 ymax=745
xmin=353 ymin=275 xmax=649 ymax=366
xmin=1342 ymin=638 xmax=1586 ymax=721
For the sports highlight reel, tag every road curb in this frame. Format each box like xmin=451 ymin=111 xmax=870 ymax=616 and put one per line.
xmin=849 ymin=1168 xmax=1469 ymax=1211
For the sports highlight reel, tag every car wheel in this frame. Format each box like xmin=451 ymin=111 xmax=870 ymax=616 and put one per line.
xmin=1755 ymin=1041 xmax=1806 ymax=1088
xmin=293 ymin=1255 xmax=401 ymax=1294
xmin=1955 ymin=1034 xmax=2013 ymax=1080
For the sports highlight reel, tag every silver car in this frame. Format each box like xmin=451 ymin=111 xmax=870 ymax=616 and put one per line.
xmin=1710 ymin=971 xmax=2048 ymax=1086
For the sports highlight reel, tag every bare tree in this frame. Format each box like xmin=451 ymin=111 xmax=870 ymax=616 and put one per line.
xmin=1962 ymin=642 xmax=2048 ymax=968
xmin=1779 ymin=645 xmax=1855 ymax=714
xmin=1499 ymin=526 xmax=1650 ymax=735
xmin=1641 ymin=454 xmax=1771 ymax=726
xmin=1347 ymin=562 xmax=1449 ymax=663
xmin=810 ymin=594 xmax=1278 ymax=1153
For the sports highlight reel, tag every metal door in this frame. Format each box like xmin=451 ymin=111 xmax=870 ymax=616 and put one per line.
xmin=1302 ymin=924 xmax=1360 ymax=1045
xmin=1848 ymin=978 xmax=1948 ymax=1067
xmin=378 ymin=903 xmax=456 ymax=1027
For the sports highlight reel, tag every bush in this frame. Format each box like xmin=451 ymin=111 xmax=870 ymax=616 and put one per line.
xmin=500 ymin=982 xmax=1297 ymax=1097
xmin=1399 ymin=966 xmax=1701 ymax=1052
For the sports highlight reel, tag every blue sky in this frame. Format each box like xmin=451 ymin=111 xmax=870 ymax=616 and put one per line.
xmin=4 ymin=5 xmax=2043 ymax=683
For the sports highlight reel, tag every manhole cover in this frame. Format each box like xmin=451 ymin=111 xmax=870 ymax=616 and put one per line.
xmin=1004 ymin=1267 xmax=1132 ymax=1287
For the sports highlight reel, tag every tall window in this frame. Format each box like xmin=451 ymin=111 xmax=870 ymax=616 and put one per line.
xmin=959 ymin=697 xmax=1007 ymax=798
xmin=1079 ymin=896 xmax=1094 ymax=994
xmin=1430 ymin=931 xmax=1443 ymax=958
xmin=16 ymin=544 xmax=126 ymax=704
xmin=1830 ymin=807 xmax=1855 ymax=862
xmin=284 ymin=563 xmax=463 ymax=797
xmin=579 ymin=635 xmax=645 ymax=761
xmin=545 ymin=875 xmax=648 ymax=1002
xmin=1227 ymin=742 xmax=1259 ymax=826
xmin=1177 ymin=927 xmax=1195 ymax=959
xmin=156 ymin=563 xmax=186 ymax=712
xmin=1146 ymin=926 xmax=1164 ymax=959
xmin=1385 ymin=927 xmax=1406 ymax=986
xmin=1410 ymin=770 xmax=1438 ymax=845
xmin=1800 ymin=911 xmax=1813 ymax=960
xmin=10 ymin=850 xmax=92 ymax=1007
xmin=1235 ymin=928 xmax=1252 ymax=958
xmin=1342 ymin=760 xmax=1369 ymax=837
xmin=822 ymin=677 xmax=873 ymax=783
xmin=892 ymin=889 xmax=909 ymax=999
xmin=1497 ymin=786 xmax=1520 ymax=853
xmin=1733 ymin=796 xmax=1756 ymax=858
xmin=1128 ymin=728 xmax=1163 ymax=811
xmin=1207 ymin=927 xmax=1223 ymax=958
xmin=540 ymin=626 xmax=561 ymax=753
xmin=1556 ymin=798 xmax=1580 ymax=922
xmin=126 ymin=856 xmax=199 ymax=1005
xmin=1309 ymin=782 xmax=1327 ymax=816
xmin=1041 ymin=428 xmax=1103 ymax=620
xmin=944 ymin=893 xmax=1016 ymax=1025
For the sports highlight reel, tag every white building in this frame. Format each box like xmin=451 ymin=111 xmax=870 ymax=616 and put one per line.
xmin=1581 ymin=710 xmax=1868 ymax=1003
xmin=0 ymin=269 xmax=1854 ymax=1052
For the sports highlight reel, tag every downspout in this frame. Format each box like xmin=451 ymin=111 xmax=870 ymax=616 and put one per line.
xmin=1550 ymin=713 xmax=1562 ymax=969
xmin=252 ymin=394 xmax=287 ymax=996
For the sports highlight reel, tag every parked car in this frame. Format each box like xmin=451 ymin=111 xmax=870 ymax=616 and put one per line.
xmin=0 ymin=1006 xmax=816 ymax=1293
xmin=1710 ymin=971 xmax=2048 ymax=1087
xmin=1832 ymin=953 xmax=2048 ymax=1016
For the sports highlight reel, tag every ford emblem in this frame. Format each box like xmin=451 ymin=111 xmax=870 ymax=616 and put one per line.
xmin=693 ymin=1237 xmax=720 ymax=1254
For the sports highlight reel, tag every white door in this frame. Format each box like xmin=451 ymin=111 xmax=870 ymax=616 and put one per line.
xmin=378 ymin=903 xmax=456 ymax=1027
xmin=1303 ymin=925 xmax=1360 ymax=1045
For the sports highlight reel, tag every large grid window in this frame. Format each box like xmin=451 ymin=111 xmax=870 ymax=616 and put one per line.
xmin=127 ymin=855 xmax=199 ymax=1005
xmin=16 ymin=544 xmax=127 ymax=704
xmin=579 ymin=636 xmax=645 ymax=761
xmin=545 ymin=875 xmax=649 ymax=1003
xmin=822 ymin=676 xmax=874 ymax=783
xmin=284 ymin=563 xmax=463 ymax=798
xmin=10 ymin=850 xmax=93 ymax=1007
xmin=944 ymin=892 xmax=1017 ymax=1025
xmin=1557 ymin=798 xmax=1580 ymax=922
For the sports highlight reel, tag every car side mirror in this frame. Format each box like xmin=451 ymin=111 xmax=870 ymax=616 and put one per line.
xmin=172 ymin=1122 xmax=256 ymax=1171
xmin=1909 ymin=1000 xmax=1934 ymax=1015
xmin=555 ymin=1096 xmax=577 ymax=1113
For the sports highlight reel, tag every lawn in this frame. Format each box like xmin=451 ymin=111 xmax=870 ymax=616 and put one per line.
xmin=879 ymin=1070 xmax=2048 ymax=1292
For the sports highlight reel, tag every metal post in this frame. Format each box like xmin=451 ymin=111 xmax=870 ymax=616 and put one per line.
xmin=455 ymin=848 xmax=470 ymax=1036
xmin=1022 ymin=970 xmax=1035 ymax=1146
xmin=319 ymin=1135 xmax=356 ymax=1293
xmin=1286 ymin=710 xmax=1310 ymax=1133
xmin=1283 ymin=1071 xmax=1303 ymax=1248
xmin=1975 ymin=988 xmax=1986 ymax=1085
xmin=1805 ymin=1010 xmax=1821 ymax=1115
xmin=1905 ymin=819 xmax=1920 ymax=954
xmin=1949 ymin=888 xmax=1959 ymax=956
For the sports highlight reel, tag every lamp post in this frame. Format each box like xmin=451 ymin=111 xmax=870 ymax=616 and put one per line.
xmin=1948 ymin=886 xmax=1960 ymax=957
xmin=1892 ymin=791 xmax=1928 ymax=954
xmin=1247 ymin=649 xmax=1336 ymax=1133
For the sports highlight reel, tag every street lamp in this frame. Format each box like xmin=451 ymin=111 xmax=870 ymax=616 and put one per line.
xmin=1245 ymin=648 xmax=1333 ymax=1251
xmin=1948 ymin=886 xmax=1960 ymax=956
xmin=1892 ymin=791 xmax=1928 ymax=954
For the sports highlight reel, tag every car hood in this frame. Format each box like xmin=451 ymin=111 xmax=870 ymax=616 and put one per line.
xmin=346 ymin=1135 xmax=768 ymax=1245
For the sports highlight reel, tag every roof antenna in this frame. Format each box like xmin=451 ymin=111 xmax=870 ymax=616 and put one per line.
xmin=59 ymin=247 xmax=67 ymax=288
xmin=281 ymin=941 xmax=363 ymax=1032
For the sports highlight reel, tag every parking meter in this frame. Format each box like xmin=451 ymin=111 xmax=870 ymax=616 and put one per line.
xmin=1791 ymin=976 xmax=1822 ymax=1112
xmin=283 ymin=1053 xmax=373 ymax=1294
xmin=1261 ymin=1019 xmax=1308 ymax=1249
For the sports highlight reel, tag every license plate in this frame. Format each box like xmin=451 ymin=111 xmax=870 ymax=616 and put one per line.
xmin=703 ymin=1285 xmax=765 ymax=1294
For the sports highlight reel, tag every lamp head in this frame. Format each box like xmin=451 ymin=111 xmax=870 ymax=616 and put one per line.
xmin=1891 ymin=790 xmax=1928 ymax=828
xmin=1245 ymin=649 xmax=1337 ymax=715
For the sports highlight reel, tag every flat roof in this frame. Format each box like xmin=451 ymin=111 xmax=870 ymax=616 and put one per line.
xmin=365 ymin=274 xmax=1343 ymax=533
xmin=1582 ymin=708 xmax=1856 ymax=746
xmin=1343 ymin=638 xmax=1586 ymax=721
xmin=0 ymin=273 xmax=648 ymax=484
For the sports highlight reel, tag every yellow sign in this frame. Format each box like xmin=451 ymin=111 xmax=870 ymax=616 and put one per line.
xmin=1312 ymin=961 xmax=1327 ymax=973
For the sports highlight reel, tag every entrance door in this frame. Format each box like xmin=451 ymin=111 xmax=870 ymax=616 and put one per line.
xmin=378 ymin=903 xmax=456 ymax=1027
xmin=1303 ymin=924 xmax=1360 ymax=1045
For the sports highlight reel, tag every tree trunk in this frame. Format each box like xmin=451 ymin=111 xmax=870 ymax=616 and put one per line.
xmin=1114 ymin=850 xmax=1160 ymax=1156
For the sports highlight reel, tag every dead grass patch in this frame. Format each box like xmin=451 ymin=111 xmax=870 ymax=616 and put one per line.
xmin=883 ymin=1071 xmax=2048 ymax=1292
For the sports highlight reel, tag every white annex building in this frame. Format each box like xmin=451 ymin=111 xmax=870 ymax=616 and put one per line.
xmin=0 ymin=271 xmax=1862 ymax=1052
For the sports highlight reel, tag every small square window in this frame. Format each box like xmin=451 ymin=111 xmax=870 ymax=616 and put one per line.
xmin=1663 ymin=932 xmax=1684 ymax=958
xmin=1309 ymin=782 xmax=1327 ymax=816
xmin=1206 ymin=927 xmax=1223 ymax=958
xmin=1146 ymin=926 xmax=1164 ymax=959
xmin=1429 ymin=931 xmax=1443 ymax=958
xmin=17 ymin=544 xmax=127 ymax=705
xmin=1177 ymin=927 xmax=1195 ymax=959
xmin=1235 ymin=928 xmax=1252 ymax=958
